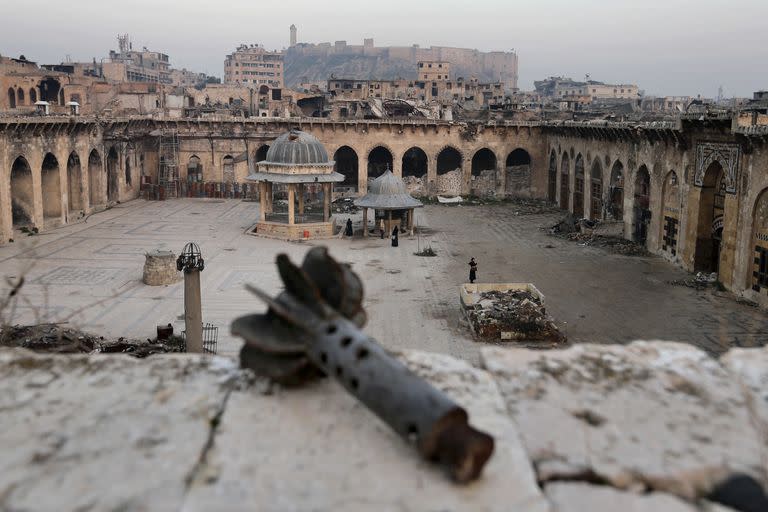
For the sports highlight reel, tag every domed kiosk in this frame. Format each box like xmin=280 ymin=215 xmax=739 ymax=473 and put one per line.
xmin=354 ymin=170 xmax=423 ymax=237
xmin=247 ymin=130 xmax=344 ymax=239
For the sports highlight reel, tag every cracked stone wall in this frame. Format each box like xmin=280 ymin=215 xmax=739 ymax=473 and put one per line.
xmin=436 ymin=169 xmax=464 ymax=196
xmin=1 ymin=341 xmax=767 ymax=511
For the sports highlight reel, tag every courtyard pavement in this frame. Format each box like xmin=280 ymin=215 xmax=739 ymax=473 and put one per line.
xmin=1 ymin=198 xmax=767 ymax=360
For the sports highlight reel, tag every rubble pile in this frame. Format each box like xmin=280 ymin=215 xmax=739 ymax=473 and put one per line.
xmin=332 ymin=197 xmax=359 ymax=214
xmin=566 ymin=232 xmax=649 ymax=256
xmin=547 ymin=215 xmax=648 ymax=256
xmin=668 ymin=272 xmax=720 ymax=289
xmin=0 ymin=323 xmax=185 ymax=358
xmin=467 ymin=290 xmax=565 ymax=344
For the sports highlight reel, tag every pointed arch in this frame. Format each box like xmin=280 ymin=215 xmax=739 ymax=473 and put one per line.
xmin=41 ymin=153 xmax=62 ymax=224
xmin=10 ymin=156 xmax=33 ymax=228
xmin=67 ymin=152 xmax=84 ymax=212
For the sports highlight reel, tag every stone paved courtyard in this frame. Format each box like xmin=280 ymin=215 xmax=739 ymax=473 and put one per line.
xmin=1 ymin=198 xmax=767 ymax=360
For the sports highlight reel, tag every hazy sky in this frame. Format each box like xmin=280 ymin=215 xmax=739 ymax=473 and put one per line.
xmin=1 ymin=0 xmax=765 ymax=97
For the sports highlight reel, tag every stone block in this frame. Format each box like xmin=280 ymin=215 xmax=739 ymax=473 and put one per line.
xmin=480 ymin=341 xmax=766 ymax=501
xmin=143 ymin=249 xmax=180 ymax=286
xmin=183 ymin=350 xmax=549 ymax=512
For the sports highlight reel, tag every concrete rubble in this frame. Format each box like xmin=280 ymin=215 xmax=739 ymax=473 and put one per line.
xmin=467 ymin=289 xmax=564 ymax=343
xmin=1 ymin=342 xmax=767 ymax=511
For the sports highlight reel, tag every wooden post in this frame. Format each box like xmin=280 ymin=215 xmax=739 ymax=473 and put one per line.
xmin=362 ymin=208 xmax=368 ymax=237
xmin=298 ymin=183 xmax=305 ymax=216
xmin=288 ymin=183 xmax=295 ymax=225
xmin=259 ymin=182 xmax=266 ymax=221
xmin=323 ymin=183 xmax=330 ymax=222
xmin=184 ymin=270 xmax=203 ymax=353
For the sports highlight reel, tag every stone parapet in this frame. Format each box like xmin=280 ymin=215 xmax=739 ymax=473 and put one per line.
xmin=1 ymin=341 xmax=767 ymax=510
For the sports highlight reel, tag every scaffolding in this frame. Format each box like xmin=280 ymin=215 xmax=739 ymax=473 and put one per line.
xmin=158 ymin=130 xmax=180 ymax=198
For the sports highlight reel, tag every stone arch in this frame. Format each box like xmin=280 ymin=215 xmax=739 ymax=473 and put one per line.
xmin=505 ymin=148 xmax=531 ymax=197
xmin=633 ymin=165 xmax=651 ymax=244
xmin=367 ymin=146 xmax=393 ymax=179
xmin=472 ymin=148 xmax=497 ymax=176
xmin=402 ymin=147 xmax=428 ymax=178
xmin=7 ymin=88 xmax=15 ymax=109
xmin=547 ymin=149 xmax=557 ymax=202
xmin=333 ymin=146 xmax=359 ymax=189
xmin=125 ymin=152 xmax=132 ymax=187
xmin=608 ymin=160 xmax=624 ymax=221
xmin=255 ymin=144 xmax=270 ymax=162
xmin=436 ymin=146 xmax=462 ymax=175
xmin=88 ymin=149 xmax=103 ymax=207
xmin=559 ymin=152 xmax=570 ymax=210
xmin=10 ymin=156 xmax=33 ymax=228
xmin=748 ymin=188 xmax=768 ymax=293
xmin=693 ymin=161 xmax=726 ymax=274
xmin=29 ymin=88 xmax=37 ymax=103
xmin=107 ymin=146 xmax=119 ymax=202
xmin=661 ymin=170 xmax=681 ymax=256
xmin=16 ymin=88 xmax=25 ymax=106
xmin=39 ymin=77 xmax=61 ymax=103
xmin=573 ymin=153 xmax=585 ymax=217
xmin=41 ymin=153 xmax=62 ymax=225
xmin=590 ymin=159 xmax=603 ymax=219
xmin=188 ymin=155 xmax=203 ymax=182
xmin=67 ymin=152 xmax=84 ymax=213
xmin=222 ymin=155 xmax=235 ymax=183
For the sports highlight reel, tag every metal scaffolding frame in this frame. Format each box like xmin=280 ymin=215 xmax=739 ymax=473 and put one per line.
xmin=158 ymin=130 xmax=179 ymax=197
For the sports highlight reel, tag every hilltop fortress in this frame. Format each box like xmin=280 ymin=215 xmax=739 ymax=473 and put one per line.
xmin=284 ymin=33 xmax=518 ymax=90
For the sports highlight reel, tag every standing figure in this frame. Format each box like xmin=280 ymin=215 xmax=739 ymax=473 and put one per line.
xmin=391 ymin=226 xmax=399 ymax=247
xmin=345 ymin=218 xmax=353 ymax=237
xmin=469 ymin=257 xmax=478 ymax=283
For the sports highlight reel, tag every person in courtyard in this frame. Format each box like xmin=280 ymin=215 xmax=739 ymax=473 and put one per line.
xmin=345 ymin=218 xmax=353 ymax=237
xmin=469 ymin=257 xmax=478 ymax=283
xmin=391 ymin=226 xmax=399 ymax=247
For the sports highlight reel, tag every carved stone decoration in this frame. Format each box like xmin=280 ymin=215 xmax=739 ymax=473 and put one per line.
xmin=695 ymin=142 xmax=740 ymax=193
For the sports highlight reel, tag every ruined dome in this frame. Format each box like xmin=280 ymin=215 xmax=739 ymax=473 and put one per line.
xmin=265 ymin=130 xmax=329 ymax=165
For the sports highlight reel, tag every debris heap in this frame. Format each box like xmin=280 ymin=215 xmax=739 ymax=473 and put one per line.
xmin=467 ymin=290 xmax=565 ymax=344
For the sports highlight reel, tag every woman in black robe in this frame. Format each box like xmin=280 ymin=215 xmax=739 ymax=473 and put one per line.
xmin=469 ymin=257 xmax=478 ymax=283
xmin=391 ymin=226 xmax=399 ymax=247
xmin=345 ymin=218 xmax=353 ymax=237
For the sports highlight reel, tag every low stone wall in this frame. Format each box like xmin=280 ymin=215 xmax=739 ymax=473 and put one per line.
xmin=252 ymin=220 xmax=335 ymax=240
xmin=505 ymin=164 xmax=532 ymax=197
xmin=436 ymin=168 xmax=464 ymax=196
xmin=403 ymin=175 xmax=427 ymax=197
xmin=470 ymin=169 xmax=498 ymax=197
xmin=2 ymin=341 xmax=766 ymax=511
xmin=142 ymin=250 xmax=179 ymax=286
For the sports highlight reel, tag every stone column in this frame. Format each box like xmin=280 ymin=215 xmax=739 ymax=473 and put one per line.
xmin=408 ymin=208 xmax=415 ymax=234
xmin=298 ymin=184 xmax=305 ymax=216
xmin=184 ymin=269 xmax=203 ymax=353
xmin=258 ymin=182 xmax=266 ymax=221
xmin=359 ymin=157 xmax=369 ymax=196
xmin=387 ymin=209 xmax=393 ymax=235
xmin=288 ymin=183 xmax=295 ymax=225
xmin=362 ymin=208 xmax=368 ymax=237
xmin=393 ymin=156 xmax=403 ymax=178
xmin=265 ymin=182 xmax=273 ymax=214
xmin=323 ymin=183 xmax=330 ymax=222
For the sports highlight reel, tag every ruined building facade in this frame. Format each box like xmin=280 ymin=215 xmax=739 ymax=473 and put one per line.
xmin=1 ymin=116 xmax=768 ymax=307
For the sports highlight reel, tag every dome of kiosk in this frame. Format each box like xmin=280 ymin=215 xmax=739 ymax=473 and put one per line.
xmin=264 ymin=130 xmax=329 ymax=165
xmin=354 ymin=170 xmax=423 ymax=210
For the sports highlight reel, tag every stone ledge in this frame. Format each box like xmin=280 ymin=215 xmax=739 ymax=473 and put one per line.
xmin=1 ymin=342 xmax=767 ymax=511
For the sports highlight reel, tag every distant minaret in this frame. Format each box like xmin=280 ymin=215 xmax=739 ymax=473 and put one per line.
xmin=290 ymin=24 xmax=297 ymax=47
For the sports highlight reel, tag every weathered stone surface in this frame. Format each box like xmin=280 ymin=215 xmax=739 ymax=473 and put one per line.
xmin=183 ymin=350 xmax=549 ymax=512
xmin=481 ymin=341 xmax=766 ymax=500
xmin=545 ymin=482 xmax=696 ymax=512
xmin=544 ymin=482 xmax=735 ymax=512
xmin=0 ymin=349 xmax=240 ymax=512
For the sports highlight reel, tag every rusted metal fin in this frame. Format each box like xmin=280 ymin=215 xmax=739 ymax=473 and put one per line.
xmin=244 ymin=284 xmax=312 ymax=331
xmin=301 ymin=247 xmax=366 ymax=326
xmin=425 ymin=412 xmax=496 ymax=484
xmin=240 ymin=344 xmax=323 ymax=386
xmin=231 ymin=313 xmax=307 ymax=354
xmin=276 ymin=254 xmax=326 ymax=316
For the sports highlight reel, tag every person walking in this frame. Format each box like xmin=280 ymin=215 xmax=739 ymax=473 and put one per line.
xmin=345 ymin=218 xmax=353 ymax=237
xmin=391 ymin=226 xmax=399 ymax=247
xmin=469 ymin=257 xmax=478 ymax=283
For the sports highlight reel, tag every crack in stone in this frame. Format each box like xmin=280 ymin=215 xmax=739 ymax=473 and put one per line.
xmin=183 ymin=387 xmax=233 ymax=493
